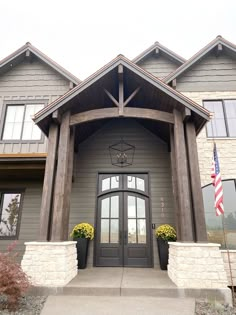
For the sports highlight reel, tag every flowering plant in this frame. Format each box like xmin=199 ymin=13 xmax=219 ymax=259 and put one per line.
xmin=70 ymin=223 xmax=94 ymax=240
xmin=155 ymin=224 xmax=176 ymax=241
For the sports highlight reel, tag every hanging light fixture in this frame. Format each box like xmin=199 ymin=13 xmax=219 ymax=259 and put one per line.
xmin=109 ymin=137 xmax=135 ymax=167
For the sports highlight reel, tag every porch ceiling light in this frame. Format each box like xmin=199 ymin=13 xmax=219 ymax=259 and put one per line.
xmin=109 ymin=138 xmax=135 ymax=167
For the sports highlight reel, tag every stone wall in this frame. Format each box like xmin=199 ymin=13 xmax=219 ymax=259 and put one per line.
xmin=182 ymin=91 xmax=236 ymax=186
xmin=168 ymin=242 xmax=228 ymax=288
xmin=21 ymin=241 xmax=77 ymax=287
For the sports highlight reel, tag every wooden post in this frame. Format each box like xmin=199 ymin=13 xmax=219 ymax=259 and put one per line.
xmin=185 ymin=121 xmax=207 ymax=242
xmin=39 ymin=123 xmax=58 ymax=241
xmin=51 ymin=111 xmax=71 ymax=241
xmin=169 ymin=125 xmax=181 ymax=238
xmin=173 ymin=109 xmax=194 ymax=241
xmin=62 ymin=126 xmax=75 ymax=240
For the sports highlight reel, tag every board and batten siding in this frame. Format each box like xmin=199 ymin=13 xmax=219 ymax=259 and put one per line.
xmin=0 ymin=58 xmax=71 ymax=154
xmin=0 ymin=180 xmax=43 ymax=261
xmin=137 ymin=55 xmax=180 ymax=79
xmin=176 ymin=52 xmax=236 ymax=92
xmin=69 ymin=119 xmax=175 ymax=267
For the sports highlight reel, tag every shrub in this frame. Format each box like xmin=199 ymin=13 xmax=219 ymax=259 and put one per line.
xmin=0 ymin=241 xmax=31 ymax=311
xmin=155 ymin=224 xmax=177 ymax=241
xmin=70 ymin=223 xmax=94 ymax=240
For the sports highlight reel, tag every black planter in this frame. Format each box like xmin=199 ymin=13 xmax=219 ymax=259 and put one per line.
xmin=157 ymin=238 xmax=169 ymax=270
xmin=75 ymin=238 xmax=89 ymax=269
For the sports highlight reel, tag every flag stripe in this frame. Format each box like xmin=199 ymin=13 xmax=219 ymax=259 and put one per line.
xmin=211 ymin=143 xmax=224 ymax=216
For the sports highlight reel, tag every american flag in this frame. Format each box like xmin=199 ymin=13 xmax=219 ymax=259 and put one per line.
xmin=211 ymin=143 xmax=224 ymax=216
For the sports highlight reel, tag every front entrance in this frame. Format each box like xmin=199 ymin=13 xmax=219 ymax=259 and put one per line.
xmin=95 ymin=174 xmax=152 ymax=267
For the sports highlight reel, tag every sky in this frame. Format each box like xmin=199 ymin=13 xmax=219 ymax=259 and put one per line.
xmin=1 ymin=0 xmax=236 ymax=80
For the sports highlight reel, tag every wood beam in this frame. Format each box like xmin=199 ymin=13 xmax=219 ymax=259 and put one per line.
xmin=183 ymin=107 xmax=191 ymax=122
xmin=118 ymin=64 xmax=124 ymax=115
xmin=104 ymin=89 xmax=119 ymax=107
xmin=172 ymin=79 xmax=177 ymax=89
xmin=38 ymin=123 xmax=59 ymax=241
xmin=124 ymin=87 xmax=141 ymax=107
xmin=69 ymin=81 xmax=74 ymax=89
xmin=0 ymin=153 xmax=47 ymax=158
xmin=62 ymin=126 xmax=75 ymax=240
xmin=169 ymin=125 xmax=181 ymax=238
xmin=25 ymin=50 xmax=31 ymax=58
xmin=185 ymin=121 xmax=207 ymax=242
xmin=70 ymin=107 xmax=174 ymax=126
xmin=155 ymin=48 xmax=160 ymax=55
xmin=173 ymin=109 xmax=194 ymax=241
xmin=216 ymin=43 xmax=223 ymax=56
xmin=51 ymin=111 xmax=71 ymax=241
xmin=52 ymin=110 xmax=61 ymax=124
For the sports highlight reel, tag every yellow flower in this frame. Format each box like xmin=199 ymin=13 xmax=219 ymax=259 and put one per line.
xmin=70 ymin=223 xmax=94 ymax=240
xmin=155 ymin=224 xmax=176 ymax=241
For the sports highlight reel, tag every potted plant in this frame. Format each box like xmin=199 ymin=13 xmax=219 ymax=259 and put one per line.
xmin=70 ymin=223 xmax=94 ymax=269
xmin=155 ymin=224 xmax=176 ymax=270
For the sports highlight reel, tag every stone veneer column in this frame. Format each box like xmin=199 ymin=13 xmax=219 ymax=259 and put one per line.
xmin=21 ymin=241 xmax=77 ymax=287
xmin=168 ymin=242 xmax=228 ymax=288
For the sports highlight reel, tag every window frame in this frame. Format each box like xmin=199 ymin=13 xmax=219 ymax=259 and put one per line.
xmin=0 ymin=189 xmax=25 ymax=240
xmin=0 ymin=100 xmax=47 ymax=143
xmin=203 ymin=99 xmax=236 ymax=138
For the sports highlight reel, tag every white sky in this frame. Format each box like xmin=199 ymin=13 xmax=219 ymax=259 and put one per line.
xmin=1 ymin=0 xmax=236 ymax=80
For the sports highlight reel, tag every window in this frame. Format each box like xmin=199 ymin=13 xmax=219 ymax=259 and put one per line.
xmin=0 ymin=191 xmax=23 ymax=239
xmin=202 ymin=179 xmax=236 ymax=249
xmin=204 ymin=100 xmax=236 ymax=137
xmin=2 ymin=104 xmax=44 ymax=140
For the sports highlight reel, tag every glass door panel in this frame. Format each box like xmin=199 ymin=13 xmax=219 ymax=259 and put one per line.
xmin=100 ymin=195 xmax=119 ymax=244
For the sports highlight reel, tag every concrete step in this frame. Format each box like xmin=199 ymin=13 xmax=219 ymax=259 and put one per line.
xmin=41 ymin=296 xmax=196 ymax=315
xmin=30 ymin=268 xmax=232 ymax=304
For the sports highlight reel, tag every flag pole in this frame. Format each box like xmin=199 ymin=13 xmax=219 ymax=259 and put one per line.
xmin=221 ymin=214 xmax=235 ymax=304
xmin=210 ymin=116 xmax=234 ymax=304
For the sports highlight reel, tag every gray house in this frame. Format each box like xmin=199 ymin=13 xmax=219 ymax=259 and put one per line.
xmin=1 ymin=37 xmax=236 ymax=288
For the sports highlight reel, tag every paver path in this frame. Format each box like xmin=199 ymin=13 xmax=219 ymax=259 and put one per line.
xmin=41 ymin=296 xmax=195 ymax=315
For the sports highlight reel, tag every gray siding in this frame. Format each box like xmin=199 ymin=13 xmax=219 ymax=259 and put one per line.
xmin=0 ymin=59 xmax=71 ymax=154
xmin=138 ymin=55 xmax=179 ymax=78
xmin=69 ymin=119 xmax=175 ymax=267
xmin=177 ymin=52 xmax=236 ymax=92
xmin=0 ymin=180 xmax=43 ymax=261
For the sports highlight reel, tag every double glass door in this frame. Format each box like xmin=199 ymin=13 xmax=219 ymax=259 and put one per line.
xmin=95 ymin=174 xmax=152 ymax=267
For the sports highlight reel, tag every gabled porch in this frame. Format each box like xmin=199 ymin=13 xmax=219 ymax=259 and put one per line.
xmin=20 ymin=55 xmax=230 ymax=294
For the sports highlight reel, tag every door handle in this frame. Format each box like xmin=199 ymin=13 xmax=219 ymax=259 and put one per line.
xmin=124 ymin=231 xmax=127 ymax=245
xmin=119 ymin=231 xmax=122 ymax=244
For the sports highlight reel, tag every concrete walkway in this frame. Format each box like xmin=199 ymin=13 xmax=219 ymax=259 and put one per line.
xmin=41 ymin=268 xmax=196 ymax=314
xmin=41 ymin=296 xmax=196 ymax=315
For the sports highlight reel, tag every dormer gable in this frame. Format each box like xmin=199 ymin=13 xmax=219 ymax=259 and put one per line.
xmin=165 ymin=36 xmax=236 ymax=92
xmin=0 ymin=42 xmax=80 ymax=86
xmin=133 ymin=41 xmax=185 ymax=79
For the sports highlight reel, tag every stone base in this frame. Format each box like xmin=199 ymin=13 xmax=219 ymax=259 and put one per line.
xmin=21 ymin=241 xmax=77 ymax=287
xmin=168 ymin=242 xmax=228 ymax=288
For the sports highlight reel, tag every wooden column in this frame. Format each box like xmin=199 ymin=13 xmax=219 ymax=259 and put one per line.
xmin=51 ymin=111 xmax=71 ymax=241
xmin=39 ymin=123 xmax=59 ymax=241
xmin=185 ymin=121 xmax=207 ymax=242
xmin=169 ymin=125 xmax=181 ymax=238
xmin=173 ymin=109 xmax=194 ymax=241
xmin=62 ymin=126 xmax=75 ymax=240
